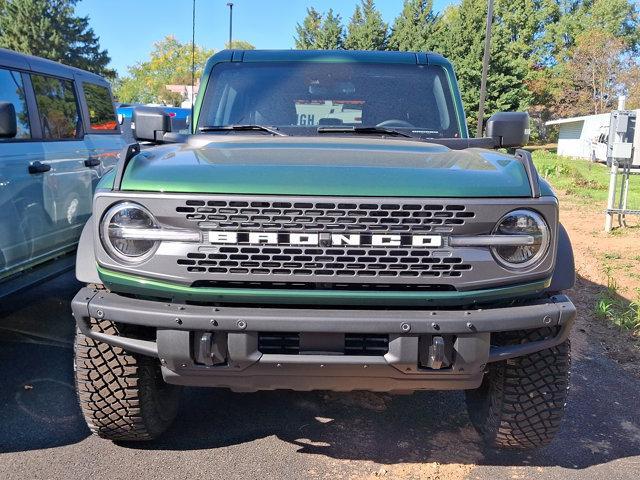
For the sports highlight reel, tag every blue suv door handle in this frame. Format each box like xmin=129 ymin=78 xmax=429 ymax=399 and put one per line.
xmin=84 ymin=157 xmax=102 ymax=168
xmin=28 ymin=161 xmax=52 ymax=174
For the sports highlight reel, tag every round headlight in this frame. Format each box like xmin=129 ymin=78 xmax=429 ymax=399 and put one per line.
xmin=492 ymin=209 xmax=550 ymax=269
xmin=100 ymin=202 xmax=158 ymax=263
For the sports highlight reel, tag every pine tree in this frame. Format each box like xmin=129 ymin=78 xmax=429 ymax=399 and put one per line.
xmin=294 ymin=7 xmax=323 ymax=49
xmin=436 ymin=0 xmax=531 ymax=135
xmin=387 ymin=0 xmax=439 ymax=52
xmin=316 ymin=9 xmax=344 ymax=50
xmin=0 ymin=0 xmax=114 ymax=78
xmin=344 ymin=0 xmax=388 ymax=51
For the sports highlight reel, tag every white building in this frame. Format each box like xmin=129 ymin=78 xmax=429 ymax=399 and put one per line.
xmin=546 ymin=110 xmax=639 ymax=164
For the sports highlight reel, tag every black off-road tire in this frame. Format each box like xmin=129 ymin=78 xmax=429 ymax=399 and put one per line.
xmin=74 ymin=317 xmax=181 ymax=441
xmin=465 ymin=328 xmax=571 ymax=450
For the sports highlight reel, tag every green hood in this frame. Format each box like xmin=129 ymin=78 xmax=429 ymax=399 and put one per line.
xmin=117 ymin=136 xmax=534 ymax=197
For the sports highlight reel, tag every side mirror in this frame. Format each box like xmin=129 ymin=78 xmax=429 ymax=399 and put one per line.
xmin=133 ymin=106 xmax=172 ymax=143
xmin=0 ymin=102 xmax=17 ymax=139
xmin=486 ymin=112 xmax=530 ymax=148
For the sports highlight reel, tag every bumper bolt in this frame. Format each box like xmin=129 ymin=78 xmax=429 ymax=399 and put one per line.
xmin=175 ymin=318 xmax=183 ymax=325
xmin=466 ymin=322 xmax=475 ymax=331
xmin=237 ymin=320 xmax=247 ymax=330
xmin=96 ymin=310 xmax=104 ymax=318
xmin=210 ymin=319 xmax=219 ymax=326
xmin=401 ymin=322 xmax=411 ymax=332
xmin=432 ymin=322 xmax=440 ymax=331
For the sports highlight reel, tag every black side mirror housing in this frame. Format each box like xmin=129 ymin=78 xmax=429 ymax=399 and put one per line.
xmin=0 ymin=102 xmax=17 ymax=139
xmin=486 ymin=112 xmax=530 ymax=148
xmin=133 ymin=106 xmax=172 ymax=143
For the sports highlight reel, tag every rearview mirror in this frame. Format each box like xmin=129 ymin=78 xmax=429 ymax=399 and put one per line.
xmin=133 ymin=107 xmax=172 ymax=143
xmin=0 ymin=102 xmax=17 ymax=139
xmin=486 ymin=112 xmax=530 ymax=148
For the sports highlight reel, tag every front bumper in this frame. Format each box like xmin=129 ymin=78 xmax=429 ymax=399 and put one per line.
xmin=72 ymin=287 xmax=576 ymax=392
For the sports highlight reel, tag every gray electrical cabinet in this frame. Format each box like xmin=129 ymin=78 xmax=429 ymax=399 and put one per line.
xmin=607 ymin=110 xmax=637 ymax=167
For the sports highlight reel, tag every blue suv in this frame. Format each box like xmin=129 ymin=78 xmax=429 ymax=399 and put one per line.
xmin=0 ymin=48 xmax=126 ymax=297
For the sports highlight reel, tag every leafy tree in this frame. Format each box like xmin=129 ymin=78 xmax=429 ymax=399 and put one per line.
xmin=225 ymin=40 xmax=255 ymax=50
xmin=0 ymin=0 xmax=114 ymax=78
xmin=545 ymin=0 xmax=639 ymax=63
xmin=556 ymin=29 xmax=626 ymax=115
xmin=620 ymin=63 xmax=640 ymax=110
xmin=344 ymin=0 xmax=388 ymax=50
xmin=115 ymin=36 xmax=214 ymax=106
xmin=387 ymin=0 xmax=439 ymax=52
xmin=295 ymin=7 xmax=322 ymax=49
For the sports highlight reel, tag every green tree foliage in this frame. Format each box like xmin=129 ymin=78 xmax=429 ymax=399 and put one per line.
xmin=387 ymin=0 xmax=439 ymax=52
xmin=0 ymin=0 xmax=114 ymax=78
xmin=115 ymin=36 xmax=214 ymax=106
xmin=545 ymin=0 xmax=640 ymax=63
xmin=436 ymin=0 xmax=531 ymax=135
xmin=294 ymin=7 xmax=323 ymax=49
xmin=344 ymin=0 xmax=388 ymax=50
xmin=316 ymin=9 xmax=345 ymax=49
xmin=295 ymin=7 xmax=344 ymax=49
xmin=225 ymin=40 xmax=255 ymax=50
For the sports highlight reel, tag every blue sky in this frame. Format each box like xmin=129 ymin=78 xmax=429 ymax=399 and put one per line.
xmin=75 ymin=0 xmax=454 ymax=77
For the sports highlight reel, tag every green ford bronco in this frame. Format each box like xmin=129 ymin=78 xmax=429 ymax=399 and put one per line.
xmin=71 ymin=50 xmax=576 ymax=449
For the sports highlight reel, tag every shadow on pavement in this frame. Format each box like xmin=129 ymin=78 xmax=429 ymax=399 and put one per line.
xmin=1 ymin=272 xmax=639 ymax=475
xmin=0 ymin=273 xmax=90 ymax=453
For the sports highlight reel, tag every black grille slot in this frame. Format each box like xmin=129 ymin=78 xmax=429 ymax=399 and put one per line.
xmin=258 ymin=333 xmax=300 ymax=354
xmin=258 ymin=333 xmax=389 ymax=356
xmin=344 ymin=334 xmax=389 ymax=356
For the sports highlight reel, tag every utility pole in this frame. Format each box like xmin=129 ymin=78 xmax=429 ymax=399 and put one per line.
xmin=227 ymin=2 xmax=233 ymax=48
xmin=476 ymin=0 xmax=494 ymax=138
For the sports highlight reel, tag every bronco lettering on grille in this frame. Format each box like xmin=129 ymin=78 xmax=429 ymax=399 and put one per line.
xmin=207 ymin=231 xmax=443 ymax=247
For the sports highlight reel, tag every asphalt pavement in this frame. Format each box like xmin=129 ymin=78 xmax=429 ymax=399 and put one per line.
xmin=0 ymin=272 xmax=639 ymax=480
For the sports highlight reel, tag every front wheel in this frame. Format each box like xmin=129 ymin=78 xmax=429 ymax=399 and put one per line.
xmin=75 ymin=317 xmax=181 ymax=441
xmin=465 ymin=329 xmax=571 ymax=449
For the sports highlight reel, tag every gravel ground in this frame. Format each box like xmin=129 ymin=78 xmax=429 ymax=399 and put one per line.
xmin=0 ymin=271 xmax=639 ymax=480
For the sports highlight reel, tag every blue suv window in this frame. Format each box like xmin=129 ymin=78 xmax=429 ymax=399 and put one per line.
xmin=31 ymin=74 xmax=82 ymax=140
xmin=83 ymin=83 xmax=118 ymax=131
xmin=0 ymin=68 xmax=31 ymax=140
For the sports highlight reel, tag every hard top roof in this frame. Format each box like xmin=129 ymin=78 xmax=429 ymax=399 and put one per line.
xmin=0 ymin=47 xmax=110 ymax=85
xmin=206 ymin=49 xmax=451 ymax=68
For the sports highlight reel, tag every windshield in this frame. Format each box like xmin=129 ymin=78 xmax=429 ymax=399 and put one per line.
xmin=198 ymin=62 xmax=462 ymax=138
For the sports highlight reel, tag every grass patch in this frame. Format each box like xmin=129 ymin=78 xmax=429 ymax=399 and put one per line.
xmin=595 ymin=269 xmax=640 ymax=334
xmin=531 ymin=150 xmax=640 ymax=207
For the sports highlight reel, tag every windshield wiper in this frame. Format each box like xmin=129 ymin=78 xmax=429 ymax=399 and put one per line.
xmin=199 ymin=125 xmax=287 ymax=136
xmin=317 ymin=125 xmax=414 ymax=138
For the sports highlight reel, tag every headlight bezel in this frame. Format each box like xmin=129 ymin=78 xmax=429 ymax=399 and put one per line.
xmin=491 ymin=209 xmax=551 ymax=270
xmin=99 ymin=202 xmax=160 ymax=264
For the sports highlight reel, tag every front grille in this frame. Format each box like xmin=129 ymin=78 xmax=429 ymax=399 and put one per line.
xmin=95 ymin=193 xmax=559 ymax=292
xmin=175 ymin=199 xmax=474 ymax=283
xmin=176 ymin=199 xmax=474 ymax=233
